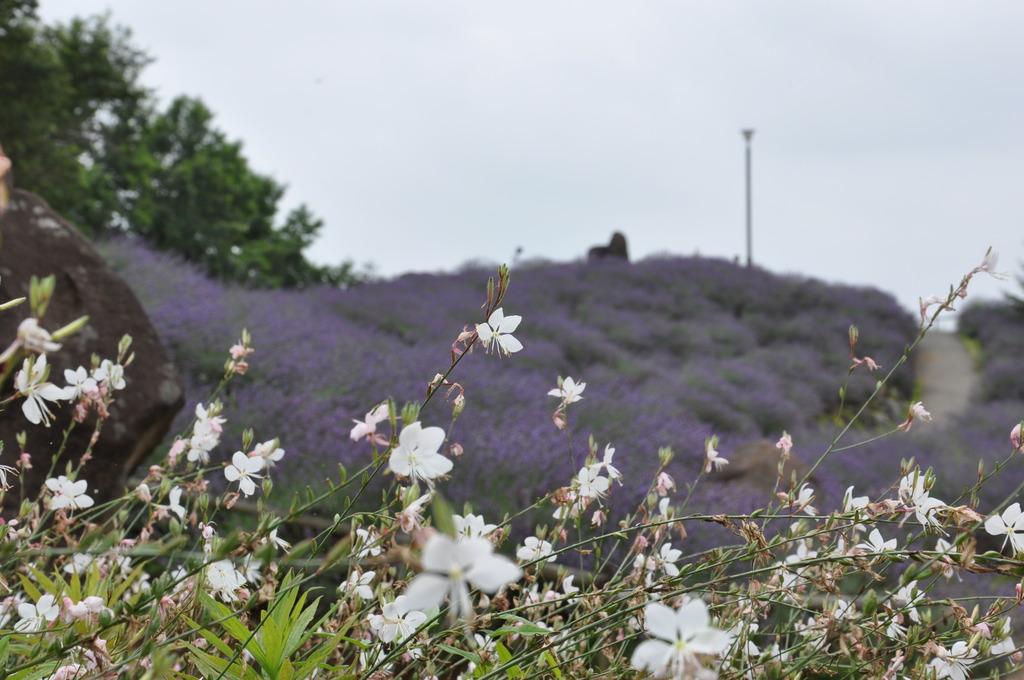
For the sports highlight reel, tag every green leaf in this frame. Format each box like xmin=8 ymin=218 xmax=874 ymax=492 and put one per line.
xmin=109 ymin=562 xmax=148 ymax=605
xmin=200 ymin=592 xmax=271 ymax=669
xmin=292 ymin=630 xmax=349 ymax=679
xmin=184 ymin=614 xmax=236 ymax=658
xmin=187 ymin=644 xmax=260 ymax=680
xmin=436 ymin=643 xmax=481 ymax=664
xmin=495 ymin=642 xmax=523 ymax=679
xmin=17 ymin=574 xmax=41 ymax=602
xmin=284 ymin=598 xmax=322 ymax=658
xmin=24 ymin=565 xmax=59 ymax=597
xmin=493 ymin=614 xmax=555 ymax=636
xmin=543 ymin=651 xmax=563 ymax=678
xmin=258 ymin=616 xmax=285 ymax=676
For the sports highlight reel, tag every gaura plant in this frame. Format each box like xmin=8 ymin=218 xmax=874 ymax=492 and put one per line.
xmin=0 ymin=251 xmax=1021 ymax=680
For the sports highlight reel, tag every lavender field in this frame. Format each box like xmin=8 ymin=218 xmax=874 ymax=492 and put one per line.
xmin=99 ymin=236 xmax=1023 ymax=542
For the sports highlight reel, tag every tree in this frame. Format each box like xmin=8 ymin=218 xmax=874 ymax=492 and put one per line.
xmin=0 ymin=5 xmax=149 ymax=227
xmin=0 ymin=6 xmax=366 ymax=288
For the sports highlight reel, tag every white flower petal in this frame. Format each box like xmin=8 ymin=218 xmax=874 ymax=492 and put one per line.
xmin=644 ymin=602 xmax=679 ymax=641
xmin=403 ymin=572 xmax=450 ymax=612
xmin=631 ymin=639 xmax=671 ymax=672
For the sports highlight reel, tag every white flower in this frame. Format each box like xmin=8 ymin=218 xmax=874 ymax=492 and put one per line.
xmin=517 ymin=536 xmax=555 ymax=563
xmin=977 ymin=249 xmax=1010 ymax=280
xmin=265 ymin=527 xmax=291 ymax=551
xmin=704 ymin=441 xmax=728 ymax=473
xmin=403 ymin=534 xmax=522 ymax=619
xmin=46 ymin=476 xmax=94 ymax=511
xmin=168 ymin=486 xmax=186 ymax=519
xmin=576 ymin=466 xmax=609 ymax=500
xmin=351 ymin=402 xmax=389 ymax=442
xmin=94 ymin=359 xmax=126 ymax=390
xmin=911 ymin=401 xmax=932 ymax=421
xmin=251 ymin=439 xmax=285 ymax=467
xmin=397 ymin=493 xmax=432 ymax=534
xmin=475 ymin=308 xmax=523 ymax=356
xmin=795 ymin=483 xmax=817 ymax=515
xmin=454 ymin=513 xmax=496 ymax=540
xmin=15 ymin=594 xmax=60 ymax=632
xmin=990 ymin=632 xmax=1016 ymax=657
xmin=832 ymin=597 xmax=856 ymax=620
xmin=224 ymin=451 xmax=264 ymax=497
xmin=898 ymin=401 xmax=933 ymax=432
xmin=354 ymin=527 xmax=382 ymax=558
xmin=62 ymin=366 xmax=97 ymax=400
xmin=843 ymin=485 xmax=869 ymax=513
xmin=63 ymin=553 xmax=96 ymax=575
xmin=16 ymin=356 xmax=71 ymax=426
xmin=389 ymin=421 xmax=453 ymax=483
xmin=367 ymin=595 xmax=426 ymax=644
xmin=205 ymin=559 xmax=246 ymax=602
xmin=634 ymin=543 xmax=683 ymax=579
xmin=0 ymin=461 xmax=18 ymax=490
xmin=16 ymin=317 xmax=61 ymax=354
xmin=928 ymin=640 xmax=977 ymax=680
xmin=631 ymin=599 xmax=732 ymax=679
xmin=856 ymin=528 xmax=896 ymax=556
xmin=548 ymin=376 xmax=585 ymax=403
xmin=933 ymin=537 xmax=957 ymax=580
xmin=885 ymin=617 xmax=907 ymax=641
xmin=900 ymin=473 xmax=946 ymax=527
xmin=657 ymin=543 xmax=683 ymax=577
xmin=240 ymin=555 xmax=265 ymax=584
xmin=914 ymin=495 xmax=947 ymax=527
xmin=340 ymin=569 xmax=376 ymax=601
xmin=599 ymin=444 xmax=622 ymax=482
xmin=985 ymin=502 xmax=1024 ymax=554
xmin=63 ymin=596 xmax=108 ymax=622
xmin=186 ymin=403 xmax=226 ymax=464
xmin=893 ymin=580 xmax=923 ymax=624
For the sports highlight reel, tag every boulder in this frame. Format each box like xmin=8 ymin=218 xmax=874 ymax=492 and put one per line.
xmin=711 ymin=439 xmax=815 ymax=493
xmin=0 ymin=188 xmax=184 ymax=510
xmin=587 ymin=232 xmax=629 ymax=262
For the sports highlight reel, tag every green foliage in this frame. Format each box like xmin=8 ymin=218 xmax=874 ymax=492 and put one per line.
xmin=0 ymin=3 xmax=148 ymax=225
xmin=0 ymin=4 xmax=368 ymax=289
xmin=188 ymin=574 xmax=341 ymax=680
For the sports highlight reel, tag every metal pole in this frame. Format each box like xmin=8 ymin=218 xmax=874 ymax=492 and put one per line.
xmin=742 ymin=129 xmax=754 ymax=268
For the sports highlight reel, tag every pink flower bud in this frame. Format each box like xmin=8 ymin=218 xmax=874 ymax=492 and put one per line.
xmin=655 ymin=472 xmax=675 ymax=497
xmin=776 ymin=433 xmax=793 ymax=458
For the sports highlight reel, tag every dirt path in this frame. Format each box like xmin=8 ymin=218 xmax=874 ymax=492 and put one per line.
xmin=913 ymin=331 xmax=978 ymax=425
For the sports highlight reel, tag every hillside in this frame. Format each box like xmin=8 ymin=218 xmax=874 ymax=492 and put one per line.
xmin=101 ymin=237 xmax=926 ymax=531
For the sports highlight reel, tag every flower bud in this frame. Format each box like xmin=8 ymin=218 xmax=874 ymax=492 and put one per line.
xmin=51 ymin=315 xmax=90 ymax=341
xmin=0 ymin=296 xmax=26 ymax=311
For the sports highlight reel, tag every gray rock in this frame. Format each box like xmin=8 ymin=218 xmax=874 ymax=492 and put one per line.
xmin=588 ymin=232 xmax=629 ymax=262
xmin=0 ymin=189 xmax=184 ymax=510
xmin=712 ymin=439 xmax=815 ymax=493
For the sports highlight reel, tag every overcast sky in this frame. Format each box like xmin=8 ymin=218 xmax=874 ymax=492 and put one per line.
xmin=37 ymin=1 xmax=1024 ymax=314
